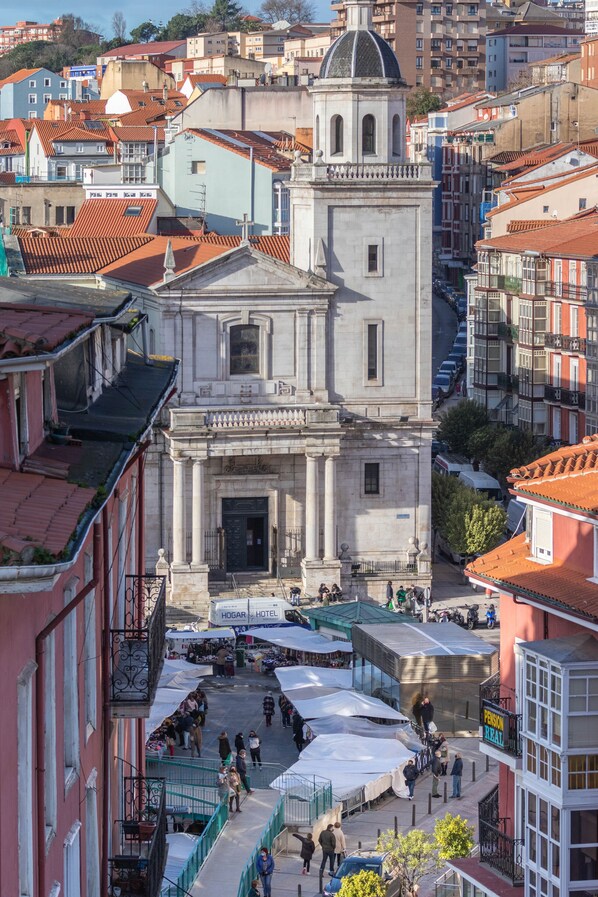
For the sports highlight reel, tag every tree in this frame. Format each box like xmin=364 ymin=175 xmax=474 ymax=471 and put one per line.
xmin=338 ymin=870 xmax=387 ymax=897
xmin=377 ymin=829 xmax=440 ymax=896
xmin=112 ymin=11 xmax=128 ymax=42
xmin=208 ymin=0 xmax=245 ymax=30
xmin=444 ymin=494 xmax=506 ymax=557
xmin=482 ymin=427 xmax=545 ymax=484
xmin=406 ymin=86 xmax=443 ymax=119
xmin=130 ymin=21 xmax=160 ymax=44
xmin=160 ymin=13 xmax=200 ymax=40
xmin=434 ymin=813 xmax=475 ymax=861
xmin=259 ymin=0 xmax=315 ymax=23
xmin=436 ymin=400 xmax=489 ymax=456
xmin=431 ymin=471 xmax=465 ymax=538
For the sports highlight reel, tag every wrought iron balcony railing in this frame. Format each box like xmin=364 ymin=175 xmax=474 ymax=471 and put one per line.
xmin=110 ymin=574 xmax=166 ymax=717
xmin=479 ymin=787 xmax=524 ymax=887
xmin=544 ymin=281 xmax=587 ymax=301
xmin=544 ymin=385 xmax=586 ymax=409
xmin=544 ymin=333 xmax=586 ymax=353
xmin=109 ymin=776 xmax=167 ymax=897
xmin=480 ymin=698 xmax=522 ymax=758
xmin=497 ymin=322 xmax=519 ymax=342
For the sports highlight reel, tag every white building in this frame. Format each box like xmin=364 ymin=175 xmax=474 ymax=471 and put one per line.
xmin=110 ymin=0 xmax=435 ymax=612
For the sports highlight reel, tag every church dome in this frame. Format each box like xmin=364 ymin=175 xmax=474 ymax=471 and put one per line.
xmin=320 ymin=29 xmax=402 ymax=81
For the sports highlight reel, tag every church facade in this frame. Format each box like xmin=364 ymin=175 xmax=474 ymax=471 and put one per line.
xmin=140 ymin=0 xmax=435 ymax=611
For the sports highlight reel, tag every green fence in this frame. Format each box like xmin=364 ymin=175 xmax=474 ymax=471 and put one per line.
xmin=147 ymin=755 xmax=288 ymax=789
xmin=237 ymin=797 xmax=285 ymax=897
xmin=161 ymin=796 xmax=228 ymax=897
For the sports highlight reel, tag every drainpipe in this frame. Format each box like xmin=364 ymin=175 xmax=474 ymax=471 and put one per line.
xmin=101 ymin=504 xmax=111 ymax=897
xmin=35 ymin=522 xmax=101 ymax=897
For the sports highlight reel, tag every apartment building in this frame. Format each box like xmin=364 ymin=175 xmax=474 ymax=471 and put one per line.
xmin=187 ymin=31 xmax=239 ymax=57
xmin=486 ymin=23 xmax=581 ymax=92
xmin=0 ymin=18 xmax=63 ymax=55
xmin=331 ymin=0 xmax=487 ymax=97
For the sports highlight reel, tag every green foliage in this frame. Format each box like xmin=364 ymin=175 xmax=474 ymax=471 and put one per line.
xmin=481 ymin=426 xmax=546 ymax=484
xmin=434 ymin=813 xmax=475 ymax=861
xmin=0 ymin=12 xmax=102 ymax=77
xmin=130 ymin=21 xmax=161 ymax=43
xmin=208 ymin=0 xmax=245 ymax=30
xmin=463 ymin=503 xmax=506 ymax=555
xmin=437 ymin=400 xmax=489 ymax=455
xmin=432 ymin=472 xmax=506 ymax=556
xmin=406 ymin=86 xmax=443 ymax=118
xmin=377 ymin=829 xmax=440 ymax=895
xmin=338 ymin=869 xmax=387 ymax=897
xmin=431 ymin=471 xmax=464 ymax=536
xmin=161 ymin=13 xmax=203 ymax=40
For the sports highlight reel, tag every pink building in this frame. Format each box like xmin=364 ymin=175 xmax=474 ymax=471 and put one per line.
xmin=0 ymin=19 xmax=63 ymax=55
xmin=0 ymin=282 xmax=177 ymax=897
xmin=444 ymin=437 xmax=598 ymax=897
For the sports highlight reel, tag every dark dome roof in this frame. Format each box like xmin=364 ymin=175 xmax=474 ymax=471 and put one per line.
xmin=320 ymin=29 xmax=402 ymax=81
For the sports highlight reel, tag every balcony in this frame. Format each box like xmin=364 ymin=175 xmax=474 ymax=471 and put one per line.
xmin=110 ymin=574 xmax=166 ymax=717
xmin=496 ymin=372 xmax=518 ymax=392
xmin=109 ymin=776 xmax=167 ymax=897
xmin=479 ymin=786 xmax=524 ymax=887
xmin=480 ymin=698 xmax=522 ymax=757
xmin=544 ymin=332 xmax=587 ymax=353
xmin=497 ymin=322 xmax=519 ymax=342
xmin=544 ymin=385 xmax=586 ymax=409
xmin=544 ymin=281 xmax=587 ymax=301
xmin=489 ymin=274 xmax=522 ymax=293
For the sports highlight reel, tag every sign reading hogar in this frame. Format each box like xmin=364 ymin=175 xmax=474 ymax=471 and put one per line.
xmin=482 ymin=704 xmax=507 ymax=750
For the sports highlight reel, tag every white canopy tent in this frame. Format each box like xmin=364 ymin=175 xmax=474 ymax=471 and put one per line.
xmin=290 ymin=689 xmax=408 ymax=722
xmin=166 ymin=628 xmax=235 ymax=642
xmin=243 ymin=626 xmax=352 ymax=654
xmin=275 ymin=665 xmax=353 ymax=692
xmin=145 ymin=661 xmax=212 ymax=742
xmin=307 ymin=715 xmax=420 ymax=748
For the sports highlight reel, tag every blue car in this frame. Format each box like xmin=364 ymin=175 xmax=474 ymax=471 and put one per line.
xmin=322 ymin=851 xmax=399 ymax=896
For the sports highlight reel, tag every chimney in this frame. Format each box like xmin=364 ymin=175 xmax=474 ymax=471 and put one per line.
xmin=142 ymin=80 xmax=149 ymax=92
xmin=163 ymin=240 xmax=176 ymax=282
xmin=163 ymin=81 xmax=168 ymax=103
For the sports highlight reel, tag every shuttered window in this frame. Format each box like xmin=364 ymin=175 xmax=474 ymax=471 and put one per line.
xmin=533 ymin=508 xmax=552 ymax=561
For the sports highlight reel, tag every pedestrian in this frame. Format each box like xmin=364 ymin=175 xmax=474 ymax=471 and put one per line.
xmin=215 ymin=644 xmax=227 ymax=677
xmin=248 ymin=730 xmax=262 ymax=768
xmin=236 ymin=749 xmax=253 ymax=794
xmin=403 ymin=758 xmax=418 ymax=799
xmin=217 ymin=764 xmax=229 ymax=803
xmin=292 ymin=713 xmax=305 ymax=751
xmin=318 ymin=582 xmax=330 ymax=603
xmin=385 ymin=580 xmax=394 ymax=610
xmin=279 ymin=694 xmax=290 ymax=727
xmin=263 ymin=692 xmax=275 ymax=727
xmin=165 ymin=718 xmax=177 ymax=757
xmin=248 ymin=879 xmax=260 ymax=897
xmin=431 ymin=750 xmax=442 ymax=798
xmin=412 ymin=692 xmax=423 ymax=730
xmin=256 ymin=846 xmax=274 ymax=897
xmin=435 ymin=734 xmax=449 ymax=775
xmin=189 ymin=719 xmax=202 ymax=758
xmin=333 ymin=821 xmax=346 ymax=869
xmin=450 ymin=753 xmax=463 ymax=799
xmin=197 ymin=689 xmax=208 ymax=726
xmin=175 ymin=712 xmax=186 ymax=747
xmin=235 ymin=731 xmax=246 ymax=753
xmin=228 ymin=766 xmax=242 ymax=813
xmin=182 ymin=712 xmax=194 ymax=749
xmin=421 ymin=697 xmax=435 ymax=735
xmin=319 ymin=824 xmax=336 ymax=874
xmin=293 ymin=832 xmax=316 ymax=874
xmin=396 ymin=585 xmax=407 ymax=609
xmin=218 ymin=730 xmax=232 ymax=765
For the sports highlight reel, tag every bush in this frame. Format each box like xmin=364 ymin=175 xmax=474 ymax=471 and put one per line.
xmin=376 ymin=829 xmax=440 ymax=895
xmin=338 ymin=869 xmax=387 ymax=897
xmin=434 ymin=813 xmax=475 ymax=860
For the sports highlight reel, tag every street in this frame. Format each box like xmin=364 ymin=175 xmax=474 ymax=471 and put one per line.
xmin=432 ymin=289 xmax=458 ymax=376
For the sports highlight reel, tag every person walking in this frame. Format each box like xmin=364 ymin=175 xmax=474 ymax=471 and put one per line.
xmin=421 ymin=697 xmax=435 ymax=736
xmin=279 ymin=694 xmax=292 ymax=728
xmin=385 ymin=580 xmax=394 ymax=610
xmin=256 ymin=846 xmax=275 ymax=897
xmin=403 ymin=758 xmax=418 ymax=799
xmin=450 ymin=753 xmax=463 ymax=799
xmin=431 ymin=750 xmax=442 ymax=798
xmin=228 ymin=766 xmax=242 ymax=813
xmin=292 ymin=711 xmax=305 ymax=751
xmin=235 ymin=732 xmax=246 ymax=753
xmin=195 ymin=689 xmax=208 ymax=726
xmin=293 ymin=832 xmax=316 ymax=874
xmin=236 ymin=749 xmax=253 ymax=794
xmin=165 ymin=718 xmax=177 ymax=757
xmin=218 ymin=731 xmax=232 ymax=765
xmin=333 ymin=821 xmax=346 ymax=869
xmin=412 ymin=692 xmax=423 ymax=731
xmin=217 ymin=764 xmax=229 ymax=804
xmin=215 ymin=644 xmax=228 ymax=677
xmin=263 ymin=692 xmax=275 ymax=727
xmin=248 ymin=730 xmax=262 ymax=768
xmin=182 ymin=712 xmax=194 ymax=749
xmin=248 ymin=879 xmax=260 ymax=897
xmin=319 ymin=824 xmax=336 ymax=875
xmin=189 ymin=719 xmax=202 ymax=758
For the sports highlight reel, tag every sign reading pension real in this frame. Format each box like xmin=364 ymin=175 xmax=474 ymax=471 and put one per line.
xmin=482 ymin=703 xmax=508 ymax=750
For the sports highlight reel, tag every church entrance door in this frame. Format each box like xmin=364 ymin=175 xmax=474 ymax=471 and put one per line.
xmin=222 ymin=497 xmax=269 ymax=572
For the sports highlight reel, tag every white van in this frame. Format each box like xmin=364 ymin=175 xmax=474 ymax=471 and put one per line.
xmin=208 ymin=597 xmax=309 ymax=633
xmin=458 ymin=470 xmax=503 ymax=502
xmin=433 ymin=452 xmax=474 ymax=478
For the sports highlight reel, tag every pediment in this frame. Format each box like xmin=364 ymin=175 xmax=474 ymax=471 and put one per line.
xmin=155 ymin=246 xmax=334 ymax=295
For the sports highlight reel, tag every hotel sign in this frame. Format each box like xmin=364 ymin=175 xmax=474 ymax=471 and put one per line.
xmin=482 ymin=702 xmax=509 ymax=751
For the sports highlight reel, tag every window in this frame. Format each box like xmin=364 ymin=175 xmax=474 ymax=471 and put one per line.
xmin=331 ymin=114 xmax=344 ymax=155
xmin=43 ymin=93 xmax=51 ymax=104
xmin=364 ymin=462 xmax=380 ymax=494
xmin=446 ymin=38 xmax=453 ymax=49
xmin=29 ymin=79 xmax=36 ymax=87
xmin=60 ymin=80 xmax=67 ymax=88
xmin=18 ymin=661 xmax=36 ymax=897
xmin=554 ymin=303 xmax=562 ymax=335
xmin=28 ymin=93 xmax=36 ymax=104
xmin=96 ymin=143 xmax=105 ymax=152
xmin=76 ymin=143 xmax=84 ymax=153
xmin=416 ymin=38 xmax=423 ymax=49
xmin=230 ymin=324 xmax=260 ymax=374
xmin=532 ymin=507 xmax=552 ymax=562
xmin=570 ymin=810 xmax=598 ymax=882
xmin=191 ymin=160 xmax=206 ymax=174
xmin=367 ymin=323 xmax=379 ymax=380
xmin=416 ymin=57 xmax=423 ymax=68
xmin=580 ymin=198 xmax=587 ymax=210
xmin=124 ymin=204 xmax=142 ymax=216
xmin=543 ymin=205 xmax=549 ymax=214
xmin=571 ymin=305 xmax=579 ymax=337
xmin=44 ymin=77 xmax=51 ymax=87
xmin=64 ymin=584 xmax=80 ymax=786
xmin=568 ymin=755 xmax=598 ymax=790
xmin=367 ymin=244 xmax=379 ymax=274
xmin=44 ymin=633 xmax=57 ymax=841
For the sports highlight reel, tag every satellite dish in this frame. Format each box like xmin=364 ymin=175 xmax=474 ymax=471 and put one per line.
xmin=264 ymin=62 xmax=273 ymax=74
xmin=483 ymin=112 xmax=490 ymax=120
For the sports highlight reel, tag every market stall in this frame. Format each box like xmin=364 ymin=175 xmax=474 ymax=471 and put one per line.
xmin=275 ymin=665 xmax=353 ymax=692
xmin=288 ymin=688 xmax=408 ymax=722
xmin=243 ymin=626 xmax=353 ymax=669
xmin=165 ymin=628 xmax=236 ymax=664
xmin=307 ymin=715 xmax=420 ymax=749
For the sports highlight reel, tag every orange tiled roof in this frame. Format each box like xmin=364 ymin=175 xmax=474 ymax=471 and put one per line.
xmin=188 ymin=128 xmax=293 ymax=172
xmin=467 ymin=533 xmax=598 ymax=620
xmin=69 ymin=199 xmax=157 ymax=238
xmin=478 ymin=209 xmax=598 ymax=257
xmin=185 ymin=73 xmax=227 ymax=85
xmin=510 ymin=433 xmax=598 ymax=483
xmin=18 ymin=234 xmax=154 ymax=275
xmin=202 ymin=233 xmax=290 ymax=263
xmin=111 ymin=125 xmax=165 ymax=142
xmin=487 ymin=163 xmax=598 ymax=217
xmin=0 ymin=68 xmax=41 ymax=88
xmin=100 ymin=40 xmax=186 ymax=58
xmin=116 ymin=105 xmax=179 ymax=126
xmin=506 ymin=219 xmax=560 ymax=233
xmin=32 ymin=120 xmax=113 ymax=156
xmin=515 ymin=474 xmax=598 ymax=512
xmin=0 ymin=128 xmax=23 ymax=155
xmin=0 ymin=469 xmax=95 ymax=559
xmin=0 ymin=303 xmax=94 ymax=358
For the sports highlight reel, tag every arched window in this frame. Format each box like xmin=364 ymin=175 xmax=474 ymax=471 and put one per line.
xmin=331 ymin=114 xmax=344 ymax=155
xmin=392 ymin=114 xmax=402 ymax=156
xmin=362 ymin=114 xmax=376 ymax=155
xmin=315 ymin=114 xmax=320 ymax=152
xmin=230 ymin=324 xmax=260 ymax=374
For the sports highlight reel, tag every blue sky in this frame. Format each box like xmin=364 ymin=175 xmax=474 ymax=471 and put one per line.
xmin=3 ymin=1 xmax=332 ymax=39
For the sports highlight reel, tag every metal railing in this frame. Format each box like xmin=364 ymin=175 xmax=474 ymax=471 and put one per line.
xmin=479 ymin=818 xmax=524 ymax=886
xmin=271 ymin=772 xmax=333 ymax=825
xmin=161 ymin=793 xmax=228 ymax=897
xmin=204 ymin=528 xmax=226 ymax=572
xmin=544 ymin=281 xmax=587 ymax=301
xmin=545 ymin=333 xmax=586 ymax=352
xmin=496 ymin=372 xmax=519 ymax=391
xmin=109 ymin=776 xmax=167 ymax=897
xmin=237 ymin=797 xmax=285 ymax=897
xmin=544 ymin=385 xmax=586 ymax=408
xmin=349 ymin=558 xmax=417 ymax=575
xmin=110 ymin=574 xmax=166 ymax=712
xmin=147 ymin=756 xmax=288 ymax=790
xmin=479 ymin=671 xmax=501 ymax=707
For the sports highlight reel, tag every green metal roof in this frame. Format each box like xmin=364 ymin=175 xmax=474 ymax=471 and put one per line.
xmin=306 ymin=601 xmax=405 ymax=628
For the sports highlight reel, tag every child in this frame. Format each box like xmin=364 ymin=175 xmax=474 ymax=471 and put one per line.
xmin=248 ymin=879 xmax=260 ymax=897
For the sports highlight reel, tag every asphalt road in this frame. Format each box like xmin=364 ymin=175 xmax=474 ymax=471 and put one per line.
xmin=432 ymin=289 xmax=459 ymax=376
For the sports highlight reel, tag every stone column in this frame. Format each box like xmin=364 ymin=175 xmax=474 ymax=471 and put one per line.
xmin=191 ymin=458 xmax=205 ymax=566
xmin=312 ymin=309 xmax=328 ymax=401
xmin=296 ymin=309 xmax=310 ymax=401
xmin=305 ymin=453 xmax=320 ymax=560
xmin=324 ymin=454 xmax=337 ymax=561
xmin=172 ymin=454 xmax=187 ymax=565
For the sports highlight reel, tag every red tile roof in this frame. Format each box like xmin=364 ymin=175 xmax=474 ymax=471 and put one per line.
xmin=100 ymin=40 xmax=186 ymax=57
xmin=32 ymin=120 xmax=113 ymax=156
xmin=69 ymin=199 xmax=157 ymax=238
xmin=202 ymin=233 xmax=290 ymax=263
xmin=188 ymin=128 xmax=293 ymax=171
xmin=510 ymin=433 xmax=598 ymax=483
xmin=116 ymin=105 xmax=180 ymax=126
xmin=0 ymin=128 xmax=23 ymax=155
xmin=0 ymin=469 xmax=95 ymax=560
xmin=506 ymin=218 xmax=560 ymax=233
xmin=486 ymin=164 xmax=598 ymax=218
xmin=18 ymin=234 xmax=154 ymax=275
xmin=478 ymin=210 xmax=598 ymax=258
xmin=0 ymin=68 xmax=42 ymax=88
xmin=184 ymin=73 xmax=228 ymax=85
xmin=0 ymin=303 xmax=94 ymax=358
xmin=111 ymin=125 xmax=165 ymax=142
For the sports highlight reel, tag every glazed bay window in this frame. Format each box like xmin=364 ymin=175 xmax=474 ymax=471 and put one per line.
xmin=568 ymin=670 xmax=598 ymax=750
xmin=527 ymin=794 xmax=561 ymax=896
xmin=570 ymin=810 xmax=598 ymax=884
xmin=524 ymin=654 xmax=561 ymax=745
xmin=230 ymin=324 xmax=260 ymax=375
xmin=568 ymin=754 xmax=598 ymax=790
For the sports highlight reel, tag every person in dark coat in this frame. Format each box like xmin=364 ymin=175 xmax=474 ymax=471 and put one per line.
xmin=421 ymin=697 xmax=435 ymax=734
xmin=235 ymin=732 xmax=246 ymax=753
xmin=412 ymin=692 xmax=423 ymax=730
xmin=165 ymin=718 xmax=177 ymax=757
xmin=279 ymin=694 xmax=291 ymax=727
xmin=236 ymin=749 xmax=253 ymax=794
xmin=292 ymin=711 xmax=305 ymax=751
xmin=431 ymin=751 xmax=442 ymax=797
xmin=218 ymin=731 xmax=232 ymax=763
xmin=293 ymin=832 xmax=316 ymax=874
xmin=319 ymin=824 xmax=336 ymax=874
xmin=263 ymin=692 xmax=275 ymax=727
xmin=403 ymin=758 xmax=418 ymax=799
xmin=450 ymin=753 xmax=464 ymax=799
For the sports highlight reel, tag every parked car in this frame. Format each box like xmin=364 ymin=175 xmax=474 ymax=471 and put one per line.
xmin=433 ymin=372 xmax=454 ymax=397
xmin=447 ymin=351 xmax=465 ymax=372
xmin=439 ymin=360 xmax=459 ymax=380
xmin=323 ymin=851 xmax=400 ymax=897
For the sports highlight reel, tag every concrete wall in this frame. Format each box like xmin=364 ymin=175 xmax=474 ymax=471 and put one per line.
xmin=172 ymin=86 xmax=313 ymax=132
xmin=100 ymin=60 xmax=176 ymax=99
xmin=0 ymin=181 xmax=85 ymax=227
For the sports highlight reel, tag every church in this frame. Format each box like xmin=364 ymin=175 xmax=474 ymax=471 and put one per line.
xmin=123 ymin=0 xmax=435 ymax=610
